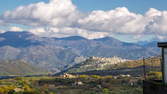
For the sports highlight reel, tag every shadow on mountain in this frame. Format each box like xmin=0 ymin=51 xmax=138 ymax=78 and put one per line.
xmin=0 ymin=31 xmax=42 ymax=48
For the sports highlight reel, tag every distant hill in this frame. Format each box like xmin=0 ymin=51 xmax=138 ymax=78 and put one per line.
xmin=0 ymin=31 xmax=160 ymax=73
xmin=0 ymin=60 xmax=47 ymax=76
xmin=65 ymin=56 xmax=128 ymax=73
xmin=62 ymin=56 xmax=161 ymax=76
xmin=0 ymin=31 xmax=42 ymax=47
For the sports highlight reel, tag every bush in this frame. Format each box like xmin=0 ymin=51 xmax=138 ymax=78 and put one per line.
xmin=147 ymin=72 xmax=162 ymax=80
xmin=102 ymin=88 xmax=110 ymax=94
xmin=78 ymin=75 xmax=90 ymax=78
xmin=0 ymin=86 xmax=15 ymax=94
xmin=90 ymin=75 xmax=101 ymax=79
xmin=103 ymin=76 xmax=113 ymax=79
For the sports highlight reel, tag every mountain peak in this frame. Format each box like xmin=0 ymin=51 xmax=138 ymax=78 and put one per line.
xmin=93 ymin=36 xmax=122 ymax=45
xmin=0 ymin=31 xmax=34 ymax=37
xmin=93 ymin=36 xmax=118 ymax=41
xmin=55 ymin=36 xmax=87 ymax=40
xmin=0 ymin=31 xmax=41 ymax=47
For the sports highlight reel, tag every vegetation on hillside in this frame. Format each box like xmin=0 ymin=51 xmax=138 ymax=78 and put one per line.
xmin=0 ymin=60 xmax=47 ymax=76
xmin=65 ymin=56 xmax=161 ymax=76
xmin=0 ymin=32 xmax=159 ymax=72
xmin=0 ymin=75 xmax=143 ymax=94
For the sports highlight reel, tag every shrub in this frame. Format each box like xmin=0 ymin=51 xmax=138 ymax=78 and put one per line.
xmin=90 ymin=75 xmax=101 ymax=79
xmin=103 ymin=76 xmax=113 ymax=79
xmin=78 ymin=75 xmax=89 ymax=78
xmin=0 ymin=86 xmax=15 ymax=94
xmin=102 ymin=88 xmax=110 ymax=94
xmin=147 ymin=72 xmax=162 ymax=80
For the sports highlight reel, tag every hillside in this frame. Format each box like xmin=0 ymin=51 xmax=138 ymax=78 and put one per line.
xmin=63 ymin=56 xmax=161 ymax=76
xmin=65 ymin=56 xmax=128 ymax=73
xmin=0 ymin=31 xmax=160 ymax=72
xmin=0 ymin=60 xmax=47 ymax=76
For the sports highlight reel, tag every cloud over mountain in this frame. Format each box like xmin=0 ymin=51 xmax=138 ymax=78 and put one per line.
xmin=2 ymin=0 xmax=79 ymax=27
xmin=9 ymin=26 xmax=23 ymax=31
xmin=29 ymin=27 xmax=108 ymax=39
xmin=78 ymin=7 xmax=145 ymax=34
xmin=0 ymin=0 xmax=167 ymax=41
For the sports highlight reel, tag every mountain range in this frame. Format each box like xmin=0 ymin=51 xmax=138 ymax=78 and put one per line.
xmin=0 ymin=31 xmax=160 ymax=73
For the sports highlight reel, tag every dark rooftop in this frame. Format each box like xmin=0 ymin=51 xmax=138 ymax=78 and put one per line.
xmin=158 ymin=42 xmax=167 ymax=47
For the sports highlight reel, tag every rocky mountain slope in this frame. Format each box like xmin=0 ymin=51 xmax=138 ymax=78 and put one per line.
xmin=0 ymin=31 xmax=160 ymax=73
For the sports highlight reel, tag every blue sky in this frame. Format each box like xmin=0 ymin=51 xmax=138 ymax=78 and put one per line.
xmin=1 ymin=0 xmax=167 ymax=14
xmin=74 ymin=0 xmax=167 ymax=13
xmin=0 ymin=0 xmax=167 ymax=42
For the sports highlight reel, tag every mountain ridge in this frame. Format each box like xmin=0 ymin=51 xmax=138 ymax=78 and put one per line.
xmin=0 ymin=31 xmax=160 ymax=73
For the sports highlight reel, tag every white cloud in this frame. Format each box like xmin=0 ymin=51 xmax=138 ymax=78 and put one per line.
xmin=29 ymin=27 xmax=108 ymax=39
xmin=145 ymin=9 xmax=167 ymax=34
xmin=0 ymin=20 xmax=3 ymax=25
xmin=0 ymin=19 xmax=6 ymax=26
xmin=79 ymin=7 xmax=146 ymax=36
xmin=1 ymin=0 xmax=80 ymax=27
xmin=0 ymin=29 xmax=5 ymax=33
xmin=9 ymin=26 xmax=23 ymax=31
xmin=78 ymin=7 xmax=167 ymax=40
xmin=0 ymin=0 xmax=167 ymax=41
xmin=78 ymin=7 xmax=146 ymax=34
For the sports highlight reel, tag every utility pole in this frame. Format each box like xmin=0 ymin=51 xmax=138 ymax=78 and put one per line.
xmin=143 ymin=57 xmax=146 ymax=80
xmin=151 ymin=59 xmax=153 ymax=72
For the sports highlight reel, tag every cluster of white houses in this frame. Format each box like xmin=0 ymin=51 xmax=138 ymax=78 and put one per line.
xmin=89 ymin=56 xmax=128 ymax=64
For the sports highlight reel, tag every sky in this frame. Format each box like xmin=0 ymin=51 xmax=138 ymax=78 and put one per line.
xmin=0 ymin=0 xmax=167 ymax=42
